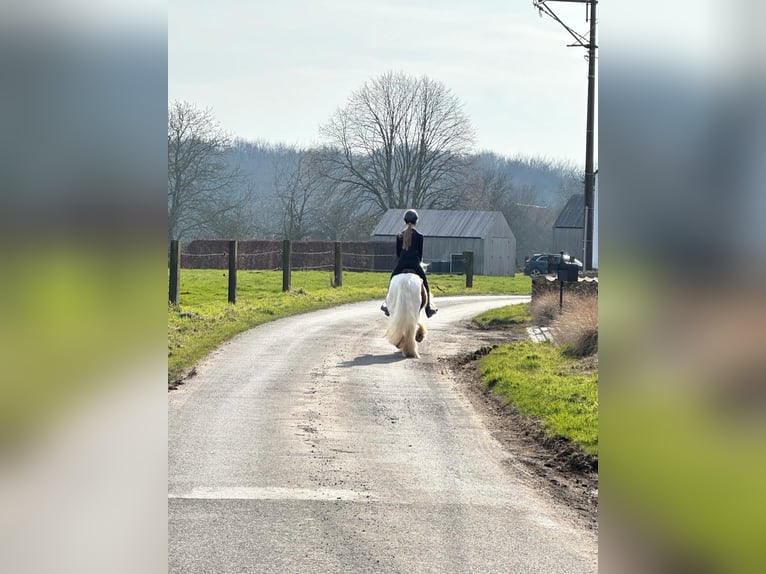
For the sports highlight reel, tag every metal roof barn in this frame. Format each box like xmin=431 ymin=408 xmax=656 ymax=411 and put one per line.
xmin=552 ymin=194 xmax=584 ymax=262
xmin=371 ymin=209 xmax=517 ymax=276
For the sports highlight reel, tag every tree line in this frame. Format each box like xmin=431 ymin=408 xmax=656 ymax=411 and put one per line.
xmin=168 ymin=71 xmax=583 ymax=262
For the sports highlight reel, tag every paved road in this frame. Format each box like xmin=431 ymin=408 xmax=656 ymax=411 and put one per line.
xmin=169 ymin=295 xmax=597 ymax=573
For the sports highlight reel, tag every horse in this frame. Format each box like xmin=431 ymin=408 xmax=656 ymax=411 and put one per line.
xmin=384 ymin=271 xmax=428 ymax=358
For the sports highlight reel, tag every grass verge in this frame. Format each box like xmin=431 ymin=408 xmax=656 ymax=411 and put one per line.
xmin=472 ymin=302 xmax=531 ymax=329
xmin=169 ymin=270 xmax=530 ymax=385
xmin=479 ymin=340 xmax=598 ymax=456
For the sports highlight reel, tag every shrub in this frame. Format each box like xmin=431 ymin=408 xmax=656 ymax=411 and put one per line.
xmin=530 ymin=291 xmax=561 ymax=326
xmin=553 ymin=294 xmax=598 ymax=357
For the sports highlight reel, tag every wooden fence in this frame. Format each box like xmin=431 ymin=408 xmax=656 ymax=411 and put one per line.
xmin=168 ymin=239 xmax=474 ymax=304
xmin=177 ymin=239 xmax=395 ymax=272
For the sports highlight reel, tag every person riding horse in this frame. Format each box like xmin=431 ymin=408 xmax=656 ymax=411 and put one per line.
xmin=381 ymin=209 xmax=438 ymax=318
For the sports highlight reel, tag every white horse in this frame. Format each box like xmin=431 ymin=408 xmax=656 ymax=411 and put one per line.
xmin=384 ymin=272 xmax=428 ymax=358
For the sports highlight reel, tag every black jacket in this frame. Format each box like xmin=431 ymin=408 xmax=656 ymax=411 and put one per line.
xmin=391 ymin=228 xmax=431 ymax=294
xmin=395 ymin=229 xmax=424 ymax=269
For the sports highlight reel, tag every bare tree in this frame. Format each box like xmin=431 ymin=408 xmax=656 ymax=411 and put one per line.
xmin=461 ymin=153 xmax=558 ymax=264
xmin=167 ymin=101 xmax=245 ymax=240
xmin=318 ymin=72 xmax=474 ymax=213
xmin=313 ymin=180 xmax=379 ymax=240
xmin=460 ymin=155 xmax=514 ymax=210
xmin=273 ymin=147 xmax=323 ymax=240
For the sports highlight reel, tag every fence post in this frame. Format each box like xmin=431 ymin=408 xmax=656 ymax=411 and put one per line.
xmin=334 ymin=242 xmax=343 ymax=287
xmin=169 ymin=239 xmax=180 ymax=304
xmin=463 ymin=251 xmax=474 ymax=288
xmin=282 ymin=239 xmax=292 ymax=292
xmin=228 ymin=240 xmax=238 ymax=304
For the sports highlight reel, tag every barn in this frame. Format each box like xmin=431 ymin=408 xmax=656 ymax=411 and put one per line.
xmin=552 ymin=194 xmax=584 ymax=261
xmin=553 ymin=182 xmax=599 ymax=270
xmin=371 ymin=209 xmax=516 ymax=276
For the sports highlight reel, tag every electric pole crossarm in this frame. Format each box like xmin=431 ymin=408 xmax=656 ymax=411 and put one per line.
xmin=533 ymin=1 xmax=590 ymax=47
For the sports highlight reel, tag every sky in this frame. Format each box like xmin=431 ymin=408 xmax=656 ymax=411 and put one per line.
xmin=169 ymin=0 xmax=600 ymax=167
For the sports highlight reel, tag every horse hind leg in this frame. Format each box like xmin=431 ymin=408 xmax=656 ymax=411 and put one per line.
xmin=400 ymin=334 xmax=419 ymax=358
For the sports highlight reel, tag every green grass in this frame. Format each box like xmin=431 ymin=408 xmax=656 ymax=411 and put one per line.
xmin=168 ymin=270 xmax=530 ymax=384
xmin=479 ymin=340 xmax=598 ymax=455
xmin=472 ymin=302 xmax=531 ymax=328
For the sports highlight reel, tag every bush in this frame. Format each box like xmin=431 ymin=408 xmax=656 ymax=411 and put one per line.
xmin=553 ymin=294 xmax=598 ymax=357
xmin=530 ymin=291 xmax=561 ymax=326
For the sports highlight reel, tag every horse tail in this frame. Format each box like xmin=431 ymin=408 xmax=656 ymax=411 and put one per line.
xmin=385 ymin=274 xmax=423 ymax=358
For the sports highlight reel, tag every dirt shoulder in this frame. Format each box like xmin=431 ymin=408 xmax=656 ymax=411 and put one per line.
xmin=437 ymin=322 xmax=599 ymax=532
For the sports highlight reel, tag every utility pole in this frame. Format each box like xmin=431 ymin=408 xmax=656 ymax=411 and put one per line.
xmin=533 ymin=0 xmax=597 ymax=270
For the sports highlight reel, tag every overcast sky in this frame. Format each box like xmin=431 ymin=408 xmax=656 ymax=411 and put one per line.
xmin=169 ymin=0 xmax=600 ymax=167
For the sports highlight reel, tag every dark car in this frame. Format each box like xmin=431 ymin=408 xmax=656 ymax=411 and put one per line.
xmin=523 ymin=253 xmax=583 ymax=276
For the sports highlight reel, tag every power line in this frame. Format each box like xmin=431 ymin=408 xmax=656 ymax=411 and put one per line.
xmin=533 ymin=1 xmax=589 ymax=47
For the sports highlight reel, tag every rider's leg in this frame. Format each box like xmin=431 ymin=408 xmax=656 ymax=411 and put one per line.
xmin=381 ymin=269 xmax=400 ymax=316
xmin=418 ymin=269 xmax=438 ymax=317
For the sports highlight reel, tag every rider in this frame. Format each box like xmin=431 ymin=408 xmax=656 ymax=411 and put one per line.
xmin=380 ymin=209 xmax=438 ymax=318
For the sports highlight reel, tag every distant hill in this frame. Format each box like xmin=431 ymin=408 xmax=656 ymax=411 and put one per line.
xmin=224 ymin=142 xmax=582 ymax=210
xmin=470 ymin=151 xmax=582 ymax=211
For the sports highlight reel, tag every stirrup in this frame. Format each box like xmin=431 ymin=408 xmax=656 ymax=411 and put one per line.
xmin=380 ymin=303 xmax=390 ymax=317
xmin=425 ymin=306 xmax=438 ymax=318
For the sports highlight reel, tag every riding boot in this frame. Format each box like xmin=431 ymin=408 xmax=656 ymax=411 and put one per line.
xmin=425 ymin=292 xmax=438 ymax=318
xmin=380 ymin=302 xmax=390 ymax=316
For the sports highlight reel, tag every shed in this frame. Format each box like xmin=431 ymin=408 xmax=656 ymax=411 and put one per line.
xmin=552 ymin=194 xmax=584 ymax=261
xmin=371 ymin=209 xmax=516 ymax=276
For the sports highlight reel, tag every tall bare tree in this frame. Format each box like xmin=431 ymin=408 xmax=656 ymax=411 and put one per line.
xmin=167 ymin=101 xmax=245 ymax=240
xmin=318 ymin=72 xmax=474 ymax=213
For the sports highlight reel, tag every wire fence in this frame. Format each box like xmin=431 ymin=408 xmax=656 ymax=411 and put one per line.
xmin=168 ymin=239 xmax=475 ymax=304
xmin=169 ymin=239 xmax=411 ymax=304
xmin=174 ymin=239 xmax=396 ymax=272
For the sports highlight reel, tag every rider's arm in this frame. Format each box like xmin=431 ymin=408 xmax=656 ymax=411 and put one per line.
xmin=414 ymin=233 xmax=423 ymax=261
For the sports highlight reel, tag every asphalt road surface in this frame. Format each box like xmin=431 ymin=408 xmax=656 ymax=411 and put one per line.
xmin=169 ymin=295 xmax=597 ymax=573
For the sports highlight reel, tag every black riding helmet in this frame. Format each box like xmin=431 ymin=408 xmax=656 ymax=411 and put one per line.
xmin=403 ymin=209 xmax=418 ymax=224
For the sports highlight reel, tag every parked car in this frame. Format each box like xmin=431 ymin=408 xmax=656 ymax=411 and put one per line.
xmin=523 ymin=253 xmax=583 ymax=276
